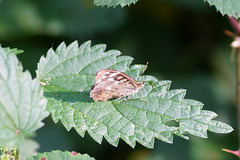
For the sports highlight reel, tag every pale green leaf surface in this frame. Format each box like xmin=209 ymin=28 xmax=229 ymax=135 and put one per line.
xmin=37 ymin=41 xmax=233 ymax=148
xmin=3 ymin=47 xmax=24 ymax=55
xmin=94 ymin=0 xmax=138 ymax=7
xmin=205 ymin=0 xmax=240 ymax=19
xmin=19 ymin=139 xmax=39 ymax=160
xmin=0 ymin=47 xmax=48 ymax=148
xmin=27 ymin=150 xmax=95 ymax=160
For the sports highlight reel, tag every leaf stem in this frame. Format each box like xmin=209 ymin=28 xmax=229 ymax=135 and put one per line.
xmin=227 ymin=16 xmax=240 ymax=149
xmin=16 ymin=149 xmax=19 ymax=160
xmin=228 ymin=16 xmax=240 ymax=147
xmin=238 ymin=47 xmax=240 ymax=146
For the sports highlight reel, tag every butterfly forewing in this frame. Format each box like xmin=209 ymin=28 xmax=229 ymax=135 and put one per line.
xmin=95 ymin=69 xmax=138 ymax=87
xmin=90 ymin=69 xmax=144 ymax=102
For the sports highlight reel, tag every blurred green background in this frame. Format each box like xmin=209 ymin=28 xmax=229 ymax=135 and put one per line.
xmin=0 ymin=0 xmax=238 ymax=159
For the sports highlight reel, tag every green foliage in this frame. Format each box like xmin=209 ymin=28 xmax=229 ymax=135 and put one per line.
xmin=37 ymin=41 xmax=233 ymax=149
xmin=0 ymin=0 xmax=126 ymax=40
xmin=206 ymin=0 xmax=240 ymax=19
xmin=94 ymin=0 xmax=137 ymax=7
xmin=3 ymin=47 xmax=23 ymax=55
xmin=19 ymin=139 xmax=39 ymax=160
xmin=0 ymin=47 xmax=48 ymax=148
xmin=93 ymin=0 xmax=240 ymax=19
xmin=27 ymin=150 xmax=95 ymax=160
xmin=0 ymin=147 xmax=18 ymax=160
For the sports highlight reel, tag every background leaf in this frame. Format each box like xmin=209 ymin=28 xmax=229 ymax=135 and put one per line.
xmin=0 ymin=0 xmax=126 ymax=40
xmin=0 ymin=47 xmax=48 ymax=148
xmin=19 ymin=139 xmax=39 ymax=160
xmin=27 ymin=150 xmax=95 ymax=160
xmin=37 ymin=41 xmax=233 ymax=149
xmin=205 ymin=0 xmax=240 ymax=19
xmin=94 ymin=0 xmax=138 ymax=7
xmin=3 ymin=47 xmax=24 ymax=55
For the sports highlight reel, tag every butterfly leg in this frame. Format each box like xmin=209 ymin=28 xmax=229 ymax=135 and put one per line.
xmin=125 ymin=92 xmax=148 ymax=103
xmin=114 ymin=94 xmax=135 ymax=102
xmin=139 ymin=91 xmax=148 ymax=103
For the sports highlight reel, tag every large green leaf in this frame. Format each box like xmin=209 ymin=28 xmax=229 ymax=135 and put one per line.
xmin=37 ymin=41 xmax=233 ymax=148
xmin=27 ymin=150 xmax=95 ymax=160
xmin=205 ymin=0 xmax=240 ymax=19
xmin=94 ymin=0 xmax=138 ymax=7
xmin=0 ymin=47 xmax=48 ymax=148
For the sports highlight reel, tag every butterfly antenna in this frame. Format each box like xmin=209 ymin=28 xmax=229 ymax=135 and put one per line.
xmin=141 ymin=62 xmax=149 ymax=75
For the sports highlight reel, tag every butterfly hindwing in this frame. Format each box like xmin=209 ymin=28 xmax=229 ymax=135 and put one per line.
xmin=90 ymin=69 xmax=145 ymax=102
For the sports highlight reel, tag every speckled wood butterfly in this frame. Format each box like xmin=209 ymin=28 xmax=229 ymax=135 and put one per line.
xmin=90 ymin=63 xmax=148 ymax=103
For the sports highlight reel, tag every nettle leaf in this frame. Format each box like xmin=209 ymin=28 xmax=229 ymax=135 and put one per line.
xmin=94 ymin=0 xmax=138 ymax=7
xmin=37 ymin=41 xmax=233 ymax=148
xmin=205 ymin=0 xmax=240 ymax=19
xmin=3 ymin=47 xmax=24 ymax=55
xmin=19 ymin=139 xmax=39 ymax=160
xmin=27 ymin=150 xmax=95 ymax=160
xmin=0 ymin=47 xmax=48 ymax=148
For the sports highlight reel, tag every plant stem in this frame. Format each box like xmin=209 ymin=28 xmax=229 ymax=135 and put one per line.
xmin=238 ymin=47 xmax=240 ymax=146
xmin=16 ymin=149 xmax=19 ymax=160
xmin=227 ymin=16 xmax=240 ymax=147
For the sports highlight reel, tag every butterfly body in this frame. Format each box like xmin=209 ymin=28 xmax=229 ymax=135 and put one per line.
xmin=90 ymin=69 xmax=145 ymax=102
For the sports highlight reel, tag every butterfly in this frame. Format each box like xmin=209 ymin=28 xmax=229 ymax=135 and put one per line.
xmin=90 ymin=63 xmax=148 ymax=103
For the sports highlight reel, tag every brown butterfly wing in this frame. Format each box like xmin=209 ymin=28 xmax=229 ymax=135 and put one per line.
xmin=90 ymin=81 xmax=139 ymax=102
xmin=95 ymin=69 xmax=138 ymax=87
xmin=90 ymin=83 xmax=116 ymax=101
xmin=90 ymin=69 xmax=139 ymax=102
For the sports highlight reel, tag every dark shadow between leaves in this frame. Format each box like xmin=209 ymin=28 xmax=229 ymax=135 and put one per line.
xmin=44 ymin=91 xmax=93 ymax=103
